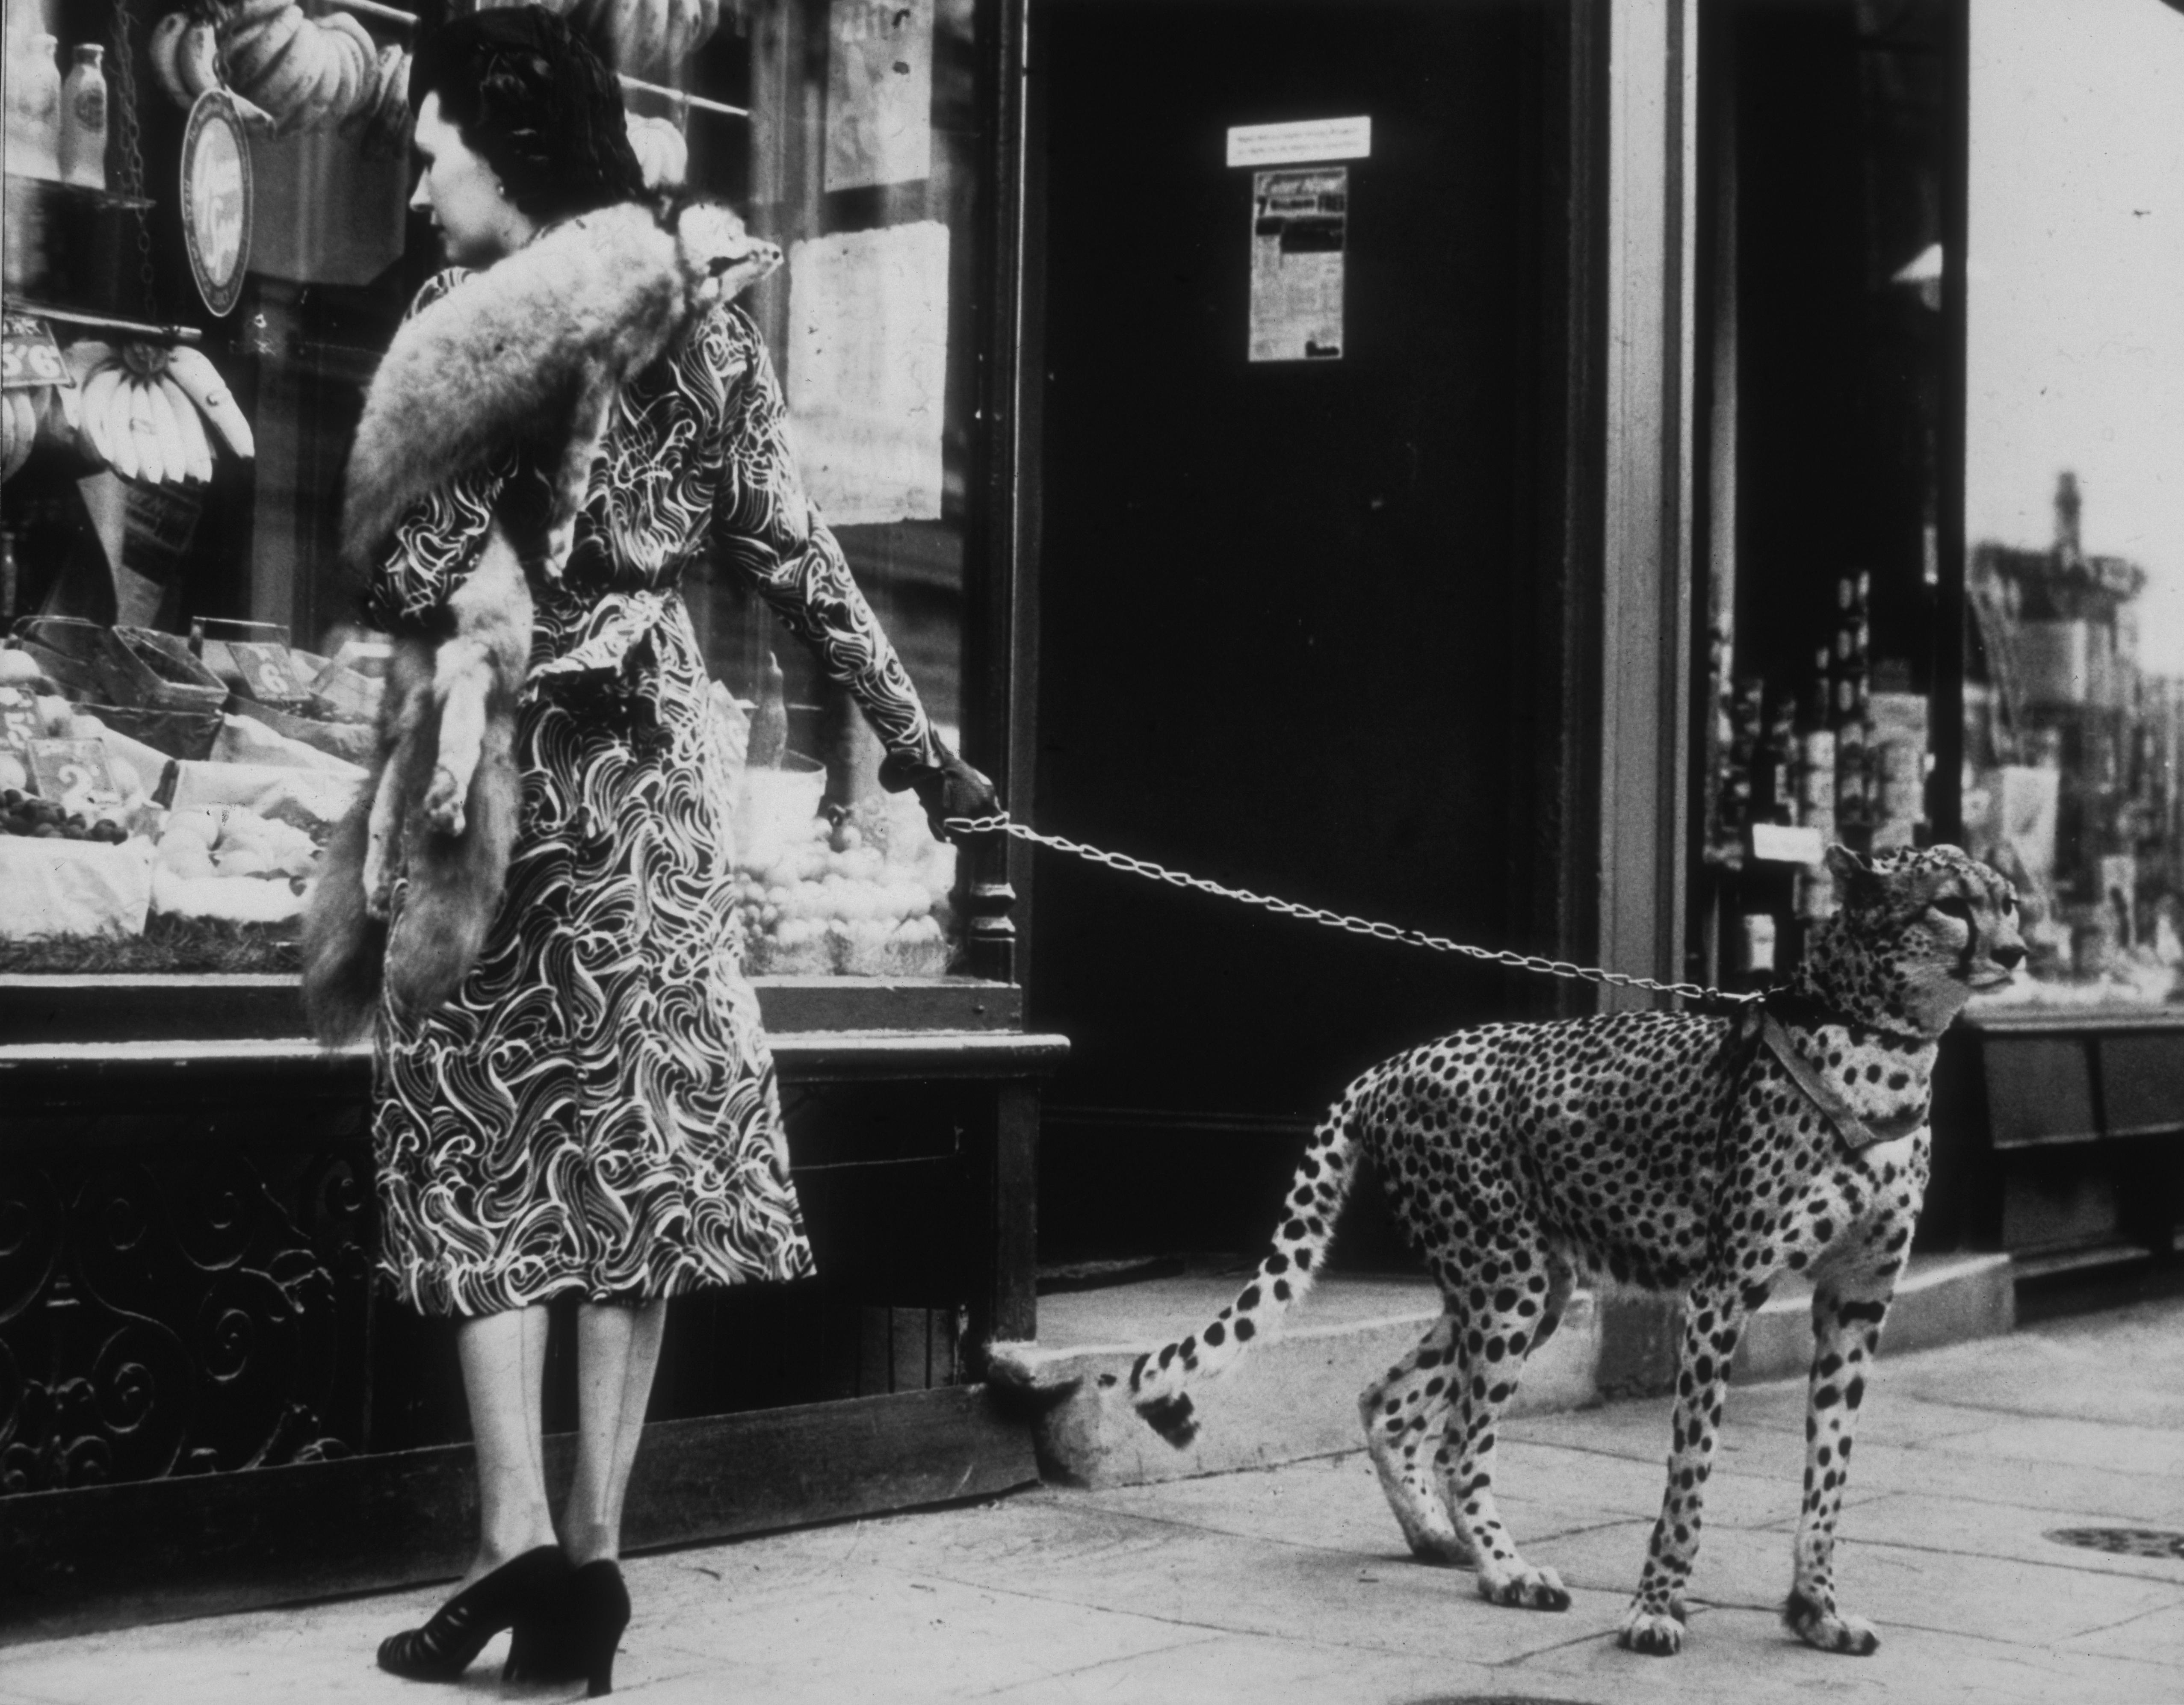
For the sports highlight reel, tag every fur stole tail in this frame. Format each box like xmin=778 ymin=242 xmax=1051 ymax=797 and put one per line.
xmin=301 ymin=776 xmax=387 ymax=1046
xmin=381 ymin=691 xmax=522 ymax=1018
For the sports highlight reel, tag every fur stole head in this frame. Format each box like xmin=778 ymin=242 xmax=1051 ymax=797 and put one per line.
xmin=341 ymin=199 xmax=783 ymax=572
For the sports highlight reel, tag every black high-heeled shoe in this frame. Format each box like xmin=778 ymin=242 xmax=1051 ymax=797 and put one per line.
xmin=504 ymin=1559 xmax=630 ymax=1696
xmin=376 ymin=1546 xmax=568 ymax=1682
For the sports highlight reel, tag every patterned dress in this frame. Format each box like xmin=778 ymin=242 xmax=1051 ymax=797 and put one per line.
xmin=366 ymin=271 xmax=949 ymax=1318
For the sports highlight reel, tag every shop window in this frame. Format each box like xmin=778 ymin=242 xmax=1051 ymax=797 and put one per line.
xmin=1962 ymin=0 xmax=2184 ymax=1006
xmin=3 ymin=0 xmax=991 ymax=981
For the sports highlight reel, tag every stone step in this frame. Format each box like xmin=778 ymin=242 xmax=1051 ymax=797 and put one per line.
xmin=985 ymin=1251 xmax=2014 ymax=1489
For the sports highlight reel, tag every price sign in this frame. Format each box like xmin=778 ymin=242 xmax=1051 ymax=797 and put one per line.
xmin=2 ymin=315 xmax=69 ymax=391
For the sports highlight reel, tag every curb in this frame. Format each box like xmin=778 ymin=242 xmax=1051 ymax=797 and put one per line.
xmin=986 ymin=1252 xmax=2013 ymax=1490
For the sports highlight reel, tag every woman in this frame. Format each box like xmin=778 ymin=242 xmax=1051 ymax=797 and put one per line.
xmin=366 ymin=10 xmax=995 ymax=1693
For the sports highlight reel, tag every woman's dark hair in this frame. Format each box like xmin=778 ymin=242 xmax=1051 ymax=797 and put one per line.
xmin=409 ymin=7 xmax=645 ymax=224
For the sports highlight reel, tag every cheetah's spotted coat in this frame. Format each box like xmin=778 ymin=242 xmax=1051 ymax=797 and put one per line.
xmin=1130 ymin=844 xmax=2024 ymax=1656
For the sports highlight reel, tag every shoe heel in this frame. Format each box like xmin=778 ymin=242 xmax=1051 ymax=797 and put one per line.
xmin=571 ymin=1560 xmax=631 ymax=1698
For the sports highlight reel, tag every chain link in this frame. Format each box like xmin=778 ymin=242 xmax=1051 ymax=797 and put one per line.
xmin=110 ymin=0 xmax=159 ymax=318
xmin=942 ymin=814 xmax=1754 ymax=1009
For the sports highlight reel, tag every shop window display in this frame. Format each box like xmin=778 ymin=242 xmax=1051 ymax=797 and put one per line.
xmin=1962 ymin=0 xmax=2184 ymax=1006
xmin=2 ymin=0 xmax=987 ymax=980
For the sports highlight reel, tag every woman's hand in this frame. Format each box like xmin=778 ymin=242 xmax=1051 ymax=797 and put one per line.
xmin=894 ymin=752 xmax=1000 ymax=843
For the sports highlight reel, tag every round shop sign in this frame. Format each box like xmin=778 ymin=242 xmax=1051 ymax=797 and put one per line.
xmin=180 ymin=91 xmax=252 ymax=317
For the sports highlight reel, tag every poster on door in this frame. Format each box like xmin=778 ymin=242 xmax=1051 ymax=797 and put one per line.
xmin=1248 ymin=167 xmax=1346 ymax=363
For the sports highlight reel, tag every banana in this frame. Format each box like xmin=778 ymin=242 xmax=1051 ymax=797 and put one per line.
xmin=304 ymin=29 xmax=353 ymax=132
xmin=164 ymin=346 xmax=255 ymax=460
xmin=149 ymin=12 xmax=194 ymax=109
xmin=160 ymin=374 xmax=216 ymax=482
xmin=612 ymin=0 xmax=668 ymax=80
xmin=122 ymin=380 xmax=168 ymax=486
xmin=176 ymin=20 xmax=221 ymax=100
xmin=225 ymin=0 xmax=298 ymax=28
xmin=337 ymin=36 xmax=384 ymax=138
xmin=321 ymin=11 xmax=379 ymax=116
xmin=62 ymin=338 xmax=115 ymax=387
xmin=251 ymin=23 xmax=327 ymax=128
xmin=669 ymin=0 xmax=704 ymax=65
xmin=77 ymin=363 xmax=127 ymax=471
xmin=364 ymin=49 xmax=411 ymax=159
xmin=2 ymin=392 xmax=30 ymax=483
xmin=271 ymin=27 xmax=334 ymax=134
xmin=140 ymin=375 xmax=190 ymax=484
xmin=225 ymin=6 xmax=305 ymax=91
xmin=87 ymin=368 xmax=135 ymax=479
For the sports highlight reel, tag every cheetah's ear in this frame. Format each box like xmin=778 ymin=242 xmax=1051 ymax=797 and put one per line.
xmin=1824 ymin=843 xmax=1886 ymax=909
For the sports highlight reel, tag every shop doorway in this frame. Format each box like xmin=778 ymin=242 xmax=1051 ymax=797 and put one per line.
xmin=1024 ymin=0 xmax=1587 ymax=1262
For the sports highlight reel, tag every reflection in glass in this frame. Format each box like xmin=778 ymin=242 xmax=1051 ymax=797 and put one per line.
xmin=1965 ymin=0 xmax=2184 ymax=1003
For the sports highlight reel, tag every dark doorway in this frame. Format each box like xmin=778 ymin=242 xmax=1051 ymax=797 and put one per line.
xmin=1025 ymin=0 xmax=1587 ymax=1261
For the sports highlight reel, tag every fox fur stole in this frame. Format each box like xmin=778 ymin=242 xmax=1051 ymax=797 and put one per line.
xmin=301 ymin=200 xmax=783 ymax=1045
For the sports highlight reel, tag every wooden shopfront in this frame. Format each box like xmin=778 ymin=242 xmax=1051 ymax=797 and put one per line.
xmin=2 ymin=0 xmax=1060 ymax=1639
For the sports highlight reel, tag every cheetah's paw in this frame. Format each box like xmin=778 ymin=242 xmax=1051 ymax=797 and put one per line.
xmin=1477 ymin=1565 xmax=1570 ymax=1612
xmin=1406 ymin=1531 xmax=1478 ymax=1567
xmin=1784 ymin=1589 xmax=1880 ymax=1655
xmin=1619 ymin=1605 xmax=1686 ymax=1656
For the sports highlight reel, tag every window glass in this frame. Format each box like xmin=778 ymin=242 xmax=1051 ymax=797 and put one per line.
xmin=2 ymin=0 xmax=983 ymax=979
xmin=1964 ymin=0 xmax=2184 ymax=1005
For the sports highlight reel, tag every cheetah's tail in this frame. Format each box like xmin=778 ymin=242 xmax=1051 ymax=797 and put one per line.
xmin=1128 ymin=1085 xmax=1365 ymax=1448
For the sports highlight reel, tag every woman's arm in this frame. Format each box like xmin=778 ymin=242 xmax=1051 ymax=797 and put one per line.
xmin=706 ymin=309 xmax=952 ymax=784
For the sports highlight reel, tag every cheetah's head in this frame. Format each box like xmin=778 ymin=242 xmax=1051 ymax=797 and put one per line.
xmin=1806 ymin=844 xmax=2025 ymax=1034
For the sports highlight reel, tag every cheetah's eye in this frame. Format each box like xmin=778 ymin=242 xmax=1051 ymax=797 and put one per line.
xmin=1932 ymin=896 xmax=1974 ymax=925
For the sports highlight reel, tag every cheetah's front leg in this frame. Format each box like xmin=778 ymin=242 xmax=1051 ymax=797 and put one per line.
xmin=1782 ymin=1268 xmax=1897 ymax=1655
xmin=1621 ymin=1276 xmax=1763 ymax=1656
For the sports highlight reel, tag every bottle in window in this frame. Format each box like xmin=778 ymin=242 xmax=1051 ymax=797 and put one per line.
xmin=58 ymin=44 xmax=106 ymax=192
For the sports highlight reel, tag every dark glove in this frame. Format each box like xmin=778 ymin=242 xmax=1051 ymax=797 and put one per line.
xmin=883 ymin=749 xmax=1000 ymax=842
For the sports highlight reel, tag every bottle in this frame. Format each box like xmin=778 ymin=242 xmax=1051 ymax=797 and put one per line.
xmin=59 ymin=44 xmax=107 ymax=192
xmin=7 ymin=33 xmax=64 ymax=182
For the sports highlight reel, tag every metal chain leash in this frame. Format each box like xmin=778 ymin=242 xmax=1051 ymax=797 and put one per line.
xmin=942 ymin=814 xmax=1755 ymax=1009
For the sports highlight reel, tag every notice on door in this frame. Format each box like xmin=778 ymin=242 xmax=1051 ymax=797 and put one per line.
xmin=1249 ymin=167 xmax=1346 ymax=363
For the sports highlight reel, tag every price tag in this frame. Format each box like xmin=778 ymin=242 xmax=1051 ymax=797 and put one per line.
xmin=227 ymin=640 xmax=313 ymax=705
xmin=2 ymin=315 xmax=70 ymax=391
xmin=27 ymin=737 xmax=121 ymax=807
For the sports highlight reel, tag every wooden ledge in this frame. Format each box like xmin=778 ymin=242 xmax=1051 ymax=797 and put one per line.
xmin=0 ymin=972 xmax=1024 ymax=1044
xmin=0 ymin=1030 xmax=1068 ymax=1113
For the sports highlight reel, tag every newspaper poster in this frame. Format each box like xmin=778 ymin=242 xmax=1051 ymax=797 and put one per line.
xmin=1249 ymin=167 xmax=1347 ymax=363
xmin=825 ymin=0 xmax=935 ymax=192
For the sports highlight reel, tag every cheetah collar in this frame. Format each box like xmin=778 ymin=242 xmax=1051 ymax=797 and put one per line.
xmin=1736 ymin=1003 xmax=1931 ymax=1151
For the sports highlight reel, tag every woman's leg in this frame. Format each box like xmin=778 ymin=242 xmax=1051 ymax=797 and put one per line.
xmin=454 ymin=1305 xmax=559 ymax=1580
xmin=561 ymin=1299 xmax=669 ymax=1565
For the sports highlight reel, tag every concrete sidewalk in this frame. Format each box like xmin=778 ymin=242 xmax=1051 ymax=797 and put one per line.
xmin=3 ymin=1292 xmax=2181 ymax=1705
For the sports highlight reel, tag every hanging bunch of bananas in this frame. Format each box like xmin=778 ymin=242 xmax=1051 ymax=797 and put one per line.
xmin=547 ymin=0 xmax=727 ymax=81
xmin=148 ymin=2 xmax=411 ymax=154
xmin=63 ymin=340 xmax=257 ymax=487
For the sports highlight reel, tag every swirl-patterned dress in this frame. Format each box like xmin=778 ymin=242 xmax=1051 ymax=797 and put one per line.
xmin=365 ymin=270 xmax=949 ymax=1318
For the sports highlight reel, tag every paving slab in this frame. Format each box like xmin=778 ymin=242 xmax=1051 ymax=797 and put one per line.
xmin=2 ymin=1293 xmax=2178 ymax=1705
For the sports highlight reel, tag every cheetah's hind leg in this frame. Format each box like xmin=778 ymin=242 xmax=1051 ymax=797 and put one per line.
xmin=1359 ymin=1312 xmax=1475 ymax=1566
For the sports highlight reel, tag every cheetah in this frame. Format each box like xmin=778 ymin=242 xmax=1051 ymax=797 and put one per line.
xmin=1129 ymin=843 xmax=2023 ymax=1656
